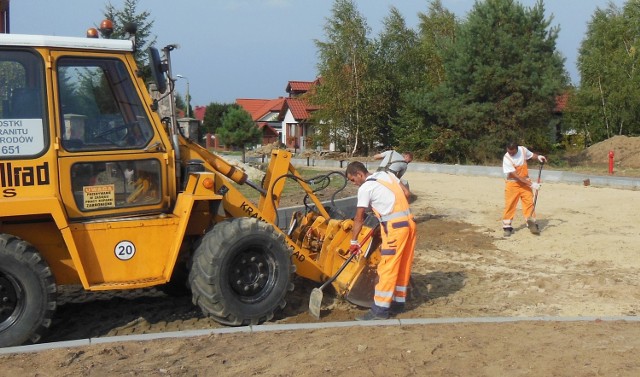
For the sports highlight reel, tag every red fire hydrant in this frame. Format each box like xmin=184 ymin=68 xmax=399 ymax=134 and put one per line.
xmin=608 ymin=150 xmax=614 ymax=175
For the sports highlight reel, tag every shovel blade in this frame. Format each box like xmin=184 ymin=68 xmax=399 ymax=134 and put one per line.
xmin=345 ymin=265 xmax=377 ymax=308
xmin=308 ymin=287 xmax=324 ymax=319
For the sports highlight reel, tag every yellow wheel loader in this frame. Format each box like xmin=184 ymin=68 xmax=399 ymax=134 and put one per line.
xmin=0 ymin=28 xmax=380 ymax=347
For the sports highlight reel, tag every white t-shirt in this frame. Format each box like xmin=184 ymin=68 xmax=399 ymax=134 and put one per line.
xmin=503 ymin=146 xmax=533 ymax=177
xmin=378 ymin=150 xmax=408 ymax=178
xmin=356 ymin=171 xmax=399 ymax=216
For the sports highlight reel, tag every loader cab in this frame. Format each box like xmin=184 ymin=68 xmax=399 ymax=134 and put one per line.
xmin=0 ymin=34 xmax=174 ymax=218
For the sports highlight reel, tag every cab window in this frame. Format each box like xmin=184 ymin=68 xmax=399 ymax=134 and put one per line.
xmin=0 ymin=50 xmax=47 ymax=158
xmin=57 ymin=57 xmax=153 ymax=151
xmin=71 ymin=159 xmax=161 ymax=211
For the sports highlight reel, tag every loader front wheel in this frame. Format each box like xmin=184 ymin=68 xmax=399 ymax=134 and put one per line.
xmin=0 ymin=234 xmax=57 ymax=347
xmin=189 ymin=218 xmax=294 ymax=326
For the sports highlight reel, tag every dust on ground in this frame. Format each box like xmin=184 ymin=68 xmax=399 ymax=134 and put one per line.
xmin=2 ymin=137 xmax=640 ymax=376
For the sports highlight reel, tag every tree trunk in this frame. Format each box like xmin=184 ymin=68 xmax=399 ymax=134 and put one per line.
xmin=597 ymin=76 xmax=611 ymax=138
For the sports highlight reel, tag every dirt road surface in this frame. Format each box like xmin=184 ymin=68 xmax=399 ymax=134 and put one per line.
xmin=2 ymin=169 xmax=640 ymax=376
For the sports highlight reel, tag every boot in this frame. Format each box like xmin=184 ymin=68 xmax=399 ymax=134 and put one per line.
xmin=503 ymin=227 xmax=514 ymax=237
xmin=390 ymin=302 xmax=405 ymax=315
xmin=355 ymin=310 xmax=390 ymax=321
xmin=526 ymin=219 xmax=540 ymax=235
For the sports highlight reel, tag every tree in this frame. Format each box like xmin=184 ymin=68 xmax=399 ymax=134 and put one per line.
xmin=202 ymin=103 xmax=237 ymax=135
xmin=429 ymin=0 xmax=567 ymax=163
xmin=567 ymin=2 xmax=640 ymax=144
xmin=392 ymin=0 xmax=458 ymax=160
xmin=311 ymin=0 xmax=373 ymax=155
xmin=217 ymin=107 xmax=261 ymax=162
xmin=371 ymin=6 xmax=421 ymax=149
xmin=102 ymin=0 xmax=156 ymax=78
xmin=417 ymin=0 xmax=457 ymax=88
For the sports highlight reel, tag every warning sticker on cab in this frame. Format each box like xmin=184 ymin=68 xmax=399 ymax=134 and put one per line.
xmin=83 ymin=184 xmax=115 ymax=209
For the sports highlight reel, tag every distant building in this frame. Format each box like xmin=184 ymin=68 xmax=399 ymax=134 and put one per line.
xmin=236 ymin=78 xmax=321 ymax=152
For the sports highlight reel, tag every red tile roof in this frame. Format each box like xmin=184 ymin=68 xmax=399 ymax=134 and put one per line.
xmin=286 ymin=81 xmax=314 ymax=93
xmin=257 ymin=122 xmax=279 ymax=136
xmin=236 ymin=78 xmax=321 ymax=123
xmin=236 ymin=98 xmax=286 ymax=121
xmin=236 ymin=99 xmax=270 ymax=120
xmin=286 ymin=78 xmax=322 ymax=97
xmin=554 ymin=92 xmax=569 ymax=113
xmin=284 ymin=98 xmax=319 ymax=121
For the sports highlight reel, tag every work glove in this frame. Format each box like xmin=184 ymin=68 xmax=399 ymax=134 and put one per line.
xmin=537 ymin=155 xmax=547 ymax=163
xmin=349 ymin=240 xmax=361 ymax=255
xmin=530 ymin=182 xmax=541 ymax=191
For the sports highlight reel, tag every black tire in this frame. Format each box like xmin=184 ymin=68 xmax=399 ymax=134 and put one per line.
xmin=0 ymin=234 xmax=57 ymax=347
xmin=189 ymin=218 xmax=294 ymax=326
xmin=157 ymin=259 xmax=191 ymax=297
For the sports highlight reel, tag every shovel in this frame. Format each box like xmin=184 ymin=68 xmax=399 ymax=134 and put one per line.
xmin=308 ymin=225 xmax=377 ymax=319
xmin=528 ymin=161 xmax=544 ymax=234
xmin=532 ymin=161 xmax=544 ymax=214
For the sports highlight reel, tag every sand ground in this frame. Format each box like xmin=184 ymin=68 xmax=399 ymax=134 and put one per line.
xmin=2 ymin=169 xmax=640 ymax=376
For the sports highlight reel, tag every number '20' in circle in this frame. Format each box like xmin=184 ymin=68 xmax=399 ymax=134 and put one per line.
xmin=115 ymin=241 xmax=136 ymax=261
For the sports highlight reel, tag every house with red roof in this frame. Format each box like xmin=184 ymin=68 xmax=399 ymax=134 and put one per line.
xmin=236 ymin=97 xmax=284 ymax=146
xmin=552 ymin=91 xmax=571 ymax=143
xmin=236 ymin=78 xmax=320 ymax=152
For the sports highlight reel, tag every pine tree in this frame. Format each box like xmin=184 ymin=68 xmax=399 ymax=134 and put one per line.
xmin=217 ymin=107 xmax=261 ymax=162
xmin=373 ymin=6 xmax=421 ymax=149
xmin=202 ymin=103 xmax=237 ymax=135
xmin=433 ymin=0 xmax=566 ymax=162
xmin=393 ymin=0 xmax=458 ymax=161
xmin=103 ymin=0 xmax=156 ymax=73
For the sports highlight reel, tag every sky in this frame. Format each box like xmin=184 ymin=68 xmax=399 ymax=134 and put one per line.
xmin=9 ymin=0 xmax=626 ymax=107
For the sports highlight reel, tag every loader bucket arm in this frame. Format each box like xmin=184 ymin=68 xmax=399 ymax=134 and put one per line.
xmin=177 ymin=137 xmax=379 ymax=298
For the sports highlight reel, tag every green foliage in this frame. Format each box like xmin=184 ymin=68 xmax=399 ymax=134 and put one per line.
xmin=103 ymin=0 xmax=156 ymax=80
xmin=218 ymin=107 xmax=261 ymax=150
xmin=567 ymin=2 xmax=640 ymax=144
xmin=426 ymin=0 xmax=567 ymax=163
xmin=417 ymin=0 xmax=457 ymax=88
xmin=174 ymin=93 xmax=186 ymax=114
xmin=202 ymin=103 xmax=237 ymax=134
xmin=372 ymin=7 xmax=421 ymax=148
xmin=311 ymin=0 xmax=373 ymax=155
xmin=310 ymin=0 xmax=568 ymax=163
xmin=393 ymin=0 xmax=458 ymax=160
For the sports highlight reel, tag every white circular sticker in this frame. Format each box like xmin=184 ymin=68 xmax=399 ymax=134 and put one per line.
xmin=114 ymin=240 xmax=136 ymax=261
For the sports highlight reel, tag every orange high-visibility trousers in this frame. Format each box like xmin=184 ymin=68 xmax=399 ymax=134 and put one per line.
xmin=502 ymin=180 xmax=535 ymax=224
xmin=373 ymin=217 xmax=417 ymax=308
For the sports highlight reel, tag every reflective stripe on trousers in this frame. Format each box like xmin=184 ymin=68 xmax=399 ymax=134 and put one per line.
xmin=373 ymin=216 xmax=416 ymax=309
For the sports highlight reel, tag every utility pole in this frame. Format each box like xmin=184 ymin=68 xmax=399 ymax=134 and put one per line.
xmin=0 ymin=0 xmax=10 ymax=34
xmin=176 ymin=74 xmax=190 ymax=118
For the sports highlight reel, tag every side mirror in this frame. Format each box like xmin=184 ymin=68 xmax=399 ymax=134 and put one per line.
xmin=148 ymin=47 xmax=167 ymax=94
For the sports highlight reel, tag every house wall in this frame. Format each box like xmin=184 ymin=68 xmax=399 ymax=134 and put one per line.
xmin=282 ymin=109 xmax=306 ymax=151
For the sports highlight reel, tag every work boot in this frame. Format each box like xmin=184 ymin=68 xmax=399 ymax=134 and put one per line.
xmin=526 ymin=219 xmax=540 ymax=235
xmin=503 ymin=227 xmax=513 ymax=237
xmin=355 ymin=309 xmax=389 ymax=321
xmin=390 ymin=302 xmax=405 ymax=315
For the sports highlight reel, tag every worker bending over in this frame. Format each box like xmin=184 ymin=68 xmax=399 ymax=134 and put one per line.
xmin=346 ymin=161 xmax=416 ymax=320
xmin=374 ymin=150 xmax=413 ymax=179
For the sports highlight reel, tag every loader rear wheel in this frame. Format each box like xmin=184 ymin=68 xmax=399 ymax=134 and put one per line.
xmin=189 ymin=218 xmax=294 ymax=326
xmin=0 ymin=234 xmax=57 ymax=347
